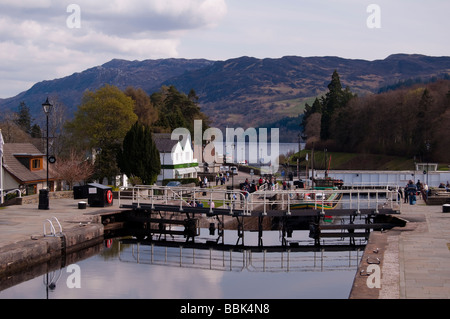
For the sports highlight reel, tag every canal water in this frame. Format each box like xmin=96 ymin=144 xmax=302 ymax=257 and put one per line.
xmin=0 ymin=228 xmax=362 ymax=299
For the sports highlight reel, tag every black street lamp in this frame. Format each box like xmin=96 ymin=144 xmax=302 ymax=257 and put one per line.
xmin=39 ymin=97 xmax=53 ymax=210
xmin=42 ymin=97 xmax=53 ymax=189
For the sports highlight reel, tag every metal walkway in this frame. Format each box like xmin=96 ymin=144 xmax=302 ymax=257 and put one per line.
xmin=118 ymin=185 xmax=402 ymax=217
xmin=115 ymin=185 xmax=403 ymax=247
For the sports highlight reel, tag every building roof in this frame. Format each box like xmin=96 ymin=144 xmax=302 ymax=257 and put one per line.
xmin=2 ymin=143 xmax=55 ymax=184
xmin=153 ymin=133 xmax=179 ymax=153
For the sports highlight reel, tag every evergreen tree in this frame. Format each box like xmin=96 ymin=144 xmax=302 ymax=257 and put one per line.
xmin=14 ymin=101 xmax=33 ymax=134
xmin=414 ymin=88 xmax=434 ymax=157
xmin=320 ymin=71 xmax=355 ymax=140
xmin=117 ymin=122 xmax=161 ymax=185
xmin=93 ymin=144 xmax=121 ymax=185
xmin=30 ymin=124 xmax=42 ymax=138
xmin=151 ymin=85 xmax=210 ymax=134
xmin=301 ymin=98 xmax=322 ymax=130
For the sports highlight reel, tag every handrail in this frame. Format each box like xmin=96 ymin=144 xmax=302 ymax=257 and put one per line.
xmin=119 ymin=185 xmax=401 ymax=216
xmin=43 ymin=216 xmax=63 ymax=237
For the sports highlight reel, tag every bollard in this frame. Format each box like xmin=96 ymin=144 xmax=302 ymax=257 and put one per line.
xmin=443 ymin=204 xmax=450 ymax=213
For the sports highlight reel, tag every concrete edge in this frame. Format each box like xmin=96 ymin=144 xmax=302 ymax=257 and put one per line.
xmin=0 ymin=223 xmax=104 ymax=278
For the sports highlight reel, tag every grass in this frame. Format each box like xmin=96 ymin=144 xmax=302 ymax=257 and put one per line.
xmin=291 ymin=149 xmax=418 ymax=171
xmin=272 ymin=96 xmax=316 ymax=117
xmin=198 ymin=199 xmax=224 ymax=208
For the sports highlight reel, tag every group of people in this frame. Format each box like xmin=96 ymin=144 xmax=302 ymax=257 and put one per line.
xmin=402 ymin=179 xmax=430 ymax=204
xmin=438 ymin=181 xmax=450 ymax=191
xmin=215 ymin=172 xmax=229 ymax=186
xmin=403 ymin=180 xmax=419 ymax=205
xmin=256 ymin=176 xmax=290 ymax=191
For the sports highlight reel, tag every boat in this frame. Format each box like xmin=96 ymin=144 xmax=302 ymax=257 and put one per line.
xmin=313 ymin=177 xmax=344 ymax=189
xmin=290 ymin=149 xmax=344 ymax=211
xmin=290 ymin=191 xmax=343 ymax=210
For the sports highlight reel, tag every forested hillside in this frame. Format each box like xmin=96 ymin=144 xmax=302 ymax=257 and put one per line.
xmin=303 ymin=76 xmax=450 ymax=162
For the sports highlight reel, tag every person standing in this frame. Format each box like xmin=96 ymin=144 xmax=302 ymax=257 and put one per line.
xmin=406 ymin=180 xmax=417 ymax=205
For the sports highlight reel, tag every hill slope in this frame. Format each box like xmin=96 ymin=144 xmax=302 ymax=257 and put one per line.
xmin=1 ymin=54 xmax=450 ymax=140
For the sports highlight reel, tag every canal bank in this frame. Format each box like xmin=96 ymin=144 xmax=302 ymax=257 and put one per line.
xmin=0 ymin=194 xmax=117 ymax=277
xmin=350 ymin=198 xmax=450 ymax=299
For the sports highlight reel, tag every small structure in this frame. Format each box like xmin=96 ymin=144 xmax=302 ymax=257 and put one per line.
xmin=415 ymin=163 xmax=438 ymax=172
xmin=1 ymin=143 xmax=55 ymax=195
xmin=73 ymin=183 xmax=114 ymax=207
xmin=154 ymin=133 xmax=199 ymax=183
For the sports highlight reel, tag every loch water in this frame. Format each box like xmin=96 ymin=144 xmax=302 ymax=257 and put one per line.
xmin=0 ymin=228 xmax=363 ymax=299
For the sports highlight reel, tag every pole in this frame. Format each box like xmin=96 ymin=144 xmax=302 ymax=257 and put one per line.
xmin=46 ymin=113 xmax=49 ymax=190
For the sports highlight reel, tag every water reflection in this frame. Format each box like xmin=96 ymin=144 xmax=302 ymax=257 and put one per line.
xmin=0 ymin=229 xmax=362 ymax=299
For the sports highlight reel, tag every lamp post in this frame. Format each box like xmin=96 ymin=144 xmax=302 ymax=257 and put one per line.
xmin=42 ymin=97 xmax=53 ymax=189
xmin=39 ymin=97 xmax=53 ymax=210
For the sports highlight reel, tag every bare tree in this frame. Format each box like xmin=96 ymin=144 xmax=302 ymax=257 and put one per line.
xmin=53 ymin=149 xmax=94 ymax=190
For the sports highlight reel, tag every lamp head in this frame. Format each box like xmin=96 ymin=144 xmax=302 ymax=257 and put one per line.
xmin=42 ymin=97 xmax=53 ymax=115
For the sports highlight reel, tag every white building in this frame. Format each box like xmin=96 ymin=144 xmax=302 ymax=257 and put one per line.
xmin=311 ymin=169 xmax=450 ymax=188
xmin=154 ymin=133 xmax=199 ymax=183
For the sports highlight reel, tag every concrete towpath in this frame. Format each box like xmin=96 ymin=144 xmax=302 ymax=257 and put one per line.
xmin=0 ymin=196 xmax=123 ymax=251
xmin=350 ymin=198 xmax=450 ymax=299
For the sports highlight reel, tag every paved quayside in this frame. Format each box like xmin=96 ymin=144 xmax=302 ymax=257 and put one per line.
xmin=350 ymin=198 xmax=450 ymax=298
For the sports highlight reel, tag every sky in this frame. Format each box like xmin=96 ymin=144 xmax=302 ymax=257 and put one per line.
xmin=0 ymin=0 xmax=449 ymax=98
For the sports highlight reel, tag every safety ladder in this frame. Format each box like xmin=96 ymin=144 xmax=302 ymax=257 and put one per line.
xmin=43 ymin=216 xmax=63 ymax=237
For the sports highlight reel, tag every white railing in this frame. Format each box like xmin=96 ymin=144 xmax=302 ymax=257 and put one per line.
xmin=43 ymin=216 xmax=63 ymax=237
xmin=344 ymin=182 xmax=400 ymax=189
xmin=118 ymin=185 xmax=402 ymax=216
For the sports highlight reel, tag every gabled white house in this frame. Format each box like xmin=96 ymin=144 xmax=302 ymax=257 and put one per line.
xmin=154 ymin=133 xmax=199 ymax=183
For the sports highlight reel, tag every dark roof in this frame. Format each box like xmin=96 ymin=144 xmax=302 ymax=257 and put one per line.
xmin=153 ymin=133 xmax=178 ymax=153
xmin=2 ymin=143 xmax=55 ymax=183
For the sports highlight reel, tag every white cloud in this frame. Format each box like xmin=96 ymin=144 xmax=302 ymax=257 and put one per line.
xmin=0 ymin=0 xmax=228 ymax=98
xmin=0 ymin=0 xmax=449 ymax=99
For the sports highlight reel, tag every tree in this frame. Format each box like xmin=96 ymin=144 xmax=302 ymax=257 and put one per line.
xmin=151 ymin=85 xmax=210 ymax=134
xmin=92 ymin=145 xmax=122 ymax=185
xmin=65 ymin=84 xmax=138 ymax=149
xmin=30 ymin=124 xmax=42 ymax=138
xmin=320 ymin=71 xmax=355 ymax=140
xmin=65 ymin=84 xmax=138 ymax=184
xmin=14 ymin=102 xmax=33 ymax=134
xmin=124 ymin=87 xmax=158 ymax=127
xmin=117 ymin=122 xmax=161 ymax=185
xmin=54 ymin=149 xmax=94 ymax=190
xmin=188 ymin=89 xmax=199 ymax=103
xmin=301 ymin=98 xmax=322 ymax=131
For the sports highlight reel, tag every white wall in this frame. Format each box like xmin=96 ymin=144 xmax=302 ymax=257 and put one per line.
xmin=312 ymin=170 xmax=450 ymax=188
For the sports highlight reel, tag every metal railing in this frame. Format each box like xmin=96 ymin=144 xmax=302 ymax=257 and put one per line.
xmin=43 ymin=216 xmax=63 ymax=237
xmin=118 ymin=185 xmax=402 ymax=216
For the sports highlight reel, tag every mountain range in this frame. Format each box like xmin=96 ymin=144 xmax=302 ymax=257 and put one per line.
xmin=1 ymin=54 xmax=450 ymax=141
